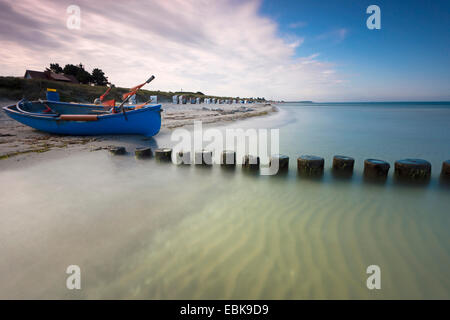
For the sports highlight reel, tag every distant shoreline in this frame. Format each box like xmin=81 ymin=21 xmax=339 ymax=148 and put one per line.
xmin=0 ymin=76 xmax=266 ymax=105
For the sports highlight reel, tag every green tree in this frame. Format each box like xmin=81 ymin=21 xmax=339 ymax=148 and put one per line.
xmin=62 ymin=64 xmax=79 ymax=77
xmin=63 ymin=63 xmax=92 ymax=84
xmin=76 ymin=63 xmax=93 ymax=84
xmin=47 ymin=63 xmax=63 ymax=74
xmin=91 ymin=68 xmax=108 ymax=86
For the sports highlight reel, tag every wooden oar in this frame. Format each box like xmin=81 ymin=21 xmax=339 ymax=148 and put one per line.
xmin=134 ymin=99 xmax=152 ymax=109
xmin=118 ymin=76 xmax=155 ymax=120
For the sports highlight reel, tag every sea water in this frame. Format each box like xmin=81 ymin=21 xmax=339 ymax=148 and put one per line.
xmin=0 ymin=102 xmax=449 ymax=299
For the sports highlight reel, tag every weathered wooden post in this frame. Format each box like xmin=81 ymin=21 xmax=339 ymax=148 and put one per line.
xmin=194 ymin=151 xmax=202 ymax=165
xmin=297 ymin=155 xmax=324 ymax=176
xmin=270 ymin=154 xmax=289 ymax=171
xmin=108 ymin=146 xmax=126 ymax=155
xmin=177 ymin=151 xmax=191 ymax=165
xmin=195 ymin=150 xmax=212 ymax=165
xmin=155 ymin=148 xmax=172 ymax=161
xmin=332 ymin=155 xmax=355 ymax=174
xmin=394 ymin=158 xmax=431 ymax=181
xmin=134 ymin=147 xmax=152 ymax=159
xmin=221 ymin=150 xmax=236 ymax=167
xmin=363 ymin=159 xmax=390 ymax=180
xmin=242 ymin=155 xmax=260 ymax=170
xmin=203 ymin=150 xmax=213 ymax=165
xmin=441 ymin=160 xmax=450 ymax=179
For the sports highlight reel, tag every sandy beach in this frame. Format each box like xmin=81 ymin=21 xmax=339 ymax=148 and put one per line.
xmin=0 ymin=100 xmax=276 ymax=165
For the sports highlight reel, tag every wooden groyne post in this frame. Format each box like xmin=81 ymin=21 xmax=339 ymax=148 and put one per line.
xmin=177 ymin=151 xmax=191 ymax=165
xmin=441 ymin=160 xmax=450 ymax=179
xmin=242 ymin=155 xmax=260 ymax=170
xmin=363 ymin=159 xmax=390 ymax=180
xmin=297 ymin=155 xmax=324 ymax=176
xmin=155 ymin=148 xmax=172 ymax=162
xmin=195 ymin=150 xmax=213 ymax=165
xmin=221 ymin=150 xmax=236 ymax=167
xmin=135 ymin=147 xmax=153 ymax=159
xmin=109 ymin=146 xmax=126 ymax=155
xmin=270 ymin=154 xmax=289 ymax=171
xmin=332 ymin=155 xmax=355 ymax=176
xmin=394 ymin=159 xmax=431 ymax=181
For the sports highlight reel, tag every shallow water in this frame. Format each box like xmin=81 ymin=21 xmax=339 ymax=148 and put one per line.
xmin=0 ymin=102 xmax=449 ymax=299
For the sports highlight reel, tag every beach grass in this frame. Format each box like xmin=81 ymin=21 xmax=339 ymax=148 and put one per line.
xmin=0 ymin=76 xmax=258 ymax=103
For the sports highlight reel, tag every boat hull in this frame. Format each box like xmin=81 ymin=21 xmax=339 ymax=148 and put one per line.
xmin=3 ymin=102 xmax=162 ymax=136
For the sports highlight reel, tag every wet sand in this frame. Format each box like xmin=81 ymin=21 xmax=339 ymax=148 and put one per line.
xmin=0 ymin=100 xmax=275 ymax=166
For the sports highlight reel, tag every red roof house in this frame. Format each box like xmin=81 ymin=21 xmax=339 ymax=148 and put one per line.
xmin=24 ymin=70 xmax=79 ymax=84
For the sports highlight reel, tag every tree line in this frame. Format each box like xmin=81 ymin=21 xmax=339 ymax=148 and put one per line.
xmin=46 ymin=63 xmax=108 ymax=86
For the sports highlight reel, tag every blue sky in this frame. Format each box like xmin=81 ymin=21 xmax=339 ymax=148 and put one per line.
xmin=0 ymin=0 xmax=448 ymax=101
xmin=259 ymin=0 xmax=450 ymax=101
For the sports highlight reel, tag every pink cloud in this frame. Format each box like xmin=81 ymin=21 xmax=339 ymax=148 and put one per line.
xmin=0 ymin=0 xmax=345 ymax=100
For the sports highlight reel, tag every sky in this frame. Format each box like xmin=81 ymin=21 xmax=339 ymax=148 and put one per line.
xmin=0 ymin=0 xmax=449 ymax=101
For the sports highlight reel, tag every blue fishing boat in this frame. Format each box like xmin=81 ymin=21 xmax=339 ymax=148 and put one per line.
xmin=2 ymin=76 xmax=162 ymax=136
xmin=3 ymin=100 xmax=162 ymax=136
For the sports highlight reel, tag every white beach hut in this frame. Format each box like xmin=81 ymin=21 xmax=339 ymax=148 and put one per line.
xmin=196 ymin=97 xmax=201 ymax=104
xmin=150 ymin=95 xmax=158 ymax=103
xmin=172 ymin=95 xmax=178 ymax=104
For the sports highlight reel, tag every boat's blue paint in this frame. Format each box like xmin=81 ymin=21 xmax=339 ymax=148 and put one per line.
xmin=46 ymin=91 xmax=60 ymax=102
xmin=3 ymin=101 xmax=162 ymax=136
